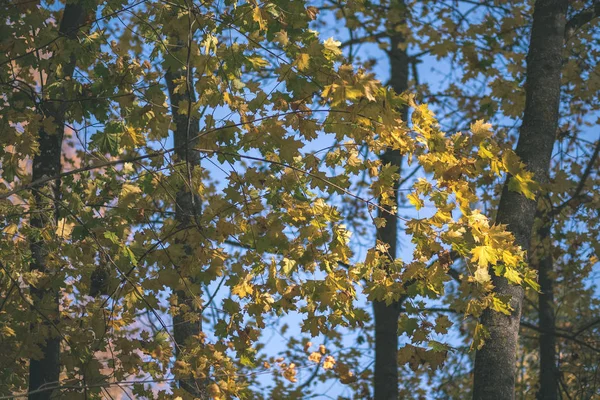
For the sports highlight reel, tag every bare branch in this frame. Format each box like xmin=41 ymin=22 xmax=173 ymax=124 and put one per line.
xmin=565 ymin=1 xmax=600 ymax=38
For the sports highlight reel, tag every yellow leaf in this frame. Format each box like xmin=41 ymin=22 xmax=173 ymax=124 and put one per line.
xmin=121 ymin=183 xmax=141 ymax=198
xmin=308 ymin=352 xmax=322 ymax=363
xmin=474 ymin=267 xmax=491 ymax=283
xmin=207 ymin=383 xmax=221 ymax=396
xmin=504 ymin=267 xmax=522 ymax=284
xmin=322 ymin=355 xmax=336 ymax=370
xmin=470 ymin=246 xmax=497 ymax=268
xmin=296 ymin=53 xmax=310 ymax=71
xmin=252 ymin=7 xmax=267 ymax=31
xmin=121 ymin=127 xmax=146 ymax=149
xmin=323 ymin=37 xmax=342 ymax=57
xmin=273 ymin=31 xmax=289 ymax=46
xmin=231 ymin=277 xmax=253 ymax=298
xmin=248 ymin=56 xmax=270 ymax=68
xmin=470 ymin=119 xmax=492 ymax=138
xmin=478 ymin=143 xmax=494 ymax=159
xmin=470 ymin=323 xmax=490 ymax=351
xmin=282 ymin=363 xmax=297 ymax=382
xmin=56 ymin=219 xmax=74 ymax=239
xmin=491 ymin=296 xmax=513 ymax=315
xmin=2 ymin=224 xmax=18 ymax=235
xmin=502 ymin=250 xmax=519 ymax=266
xmin=407 ymin=192 xmax=424 ymax=211
xmin=0 ymin=326 xmax=16 ymax=337
xmin=508 ymin=171 xmax=539 ymax=200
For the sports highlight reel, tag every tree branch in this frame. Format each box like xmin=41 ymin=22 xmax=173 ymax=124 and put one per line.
xmin=551 ymin=136 xmax=600 ymax=216
xmin=520 ymin=321 xmax=600 ymax=353
xmin=565 ymin=1 xmax=600 ymax=38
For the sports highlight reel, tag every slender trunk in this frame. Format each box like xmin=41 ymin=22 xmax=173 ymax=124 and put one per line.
xmin=472 ymin=0 xmax=567 ymax=399
xmin=536 ymin=221 xmax=557 ymax=400
xmin=373 ymin=1 xmax=409 ymax=398
xmin=28 ymin=4 xmax=87 ymax=400
xmin=165 ymin=45 xmax=203 ymax=397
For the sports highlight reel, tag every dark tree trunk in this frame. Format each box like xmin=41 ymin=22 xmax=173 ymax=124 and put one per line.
xmin=472 ymin=0 xmax=568 ymax=399
xmin=165 ymin=51 xmax=203 ymax=397
xmin=536 ymin=221 xmax=557 ymax=400
xmin=28 ymin=129 xmax=63 ymax=400
xmin=373 ymin=1 xmax=409 ymax=398
xmin=28 ymin=4 xmax=87 ymax=400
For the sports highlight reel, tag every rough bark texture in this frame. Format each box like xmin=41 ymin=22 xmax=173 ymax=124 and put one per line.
xmin=373 ymin=1 xmax=409 ymax=398
xmin=28 ymin=4 xmax=87 ymax=400
xmin=472 ymin=0 xmax=568 ymax=399
xmin=165 ymin=60 xmax=204 ymax=397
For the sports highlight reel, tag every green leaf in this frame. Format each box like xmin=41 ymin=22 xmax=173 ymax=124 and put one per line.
xmin=91 ymin=122 xmax=123 ymax=156
xmin=103 ymin=231 xmax=120 ymax=244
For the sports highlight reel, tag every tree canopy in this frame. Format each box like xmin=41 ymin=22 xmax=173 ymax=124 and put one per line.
xmin=1 ymin=0 xmax=599 ymax=399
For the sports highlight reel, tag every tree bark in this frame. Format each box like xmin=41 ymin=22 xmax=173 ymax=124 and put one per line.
xmin=165 ymin=43 xmax=204 ymax=397
xmin=373 ymin=1 xmax=409 ymax=398
xmin=28 ymin=4 xmax=87 ymax=400
xmin=536 ymin=221 xmax=557 ymax=400
xmin=472 ymin=0 xmax=568 ymax=399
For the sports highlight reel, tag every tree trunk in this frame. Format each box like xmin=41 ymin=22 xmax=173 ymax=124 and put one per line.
xmin=536 ymin=221 xmax=557 ymax=400
xmin=472 ymin=0 xmax=568 ymax=399
xmin=28 ymin=4 xmax=87 ymax=400
xmin=373 ymin=1 xmax=409 ymax=398
xmin=165 ymin=49 xmax=203 ymax=397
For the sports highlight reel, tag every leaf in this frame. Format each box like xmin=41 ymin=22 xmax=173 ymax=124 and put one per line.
xmin=470 ymin=246 xmax=498 ymax=268
xmin=502 ymin=150 xmax=522 ymax=176
xmin=308 ymin=352 xmax=322 ymax=363
xmin=282 ymin=363 xmax=297 ymax=382
xmin=407 ymin=192 xmax=424 ymax=211
xmin=42 ymin=116 xmax=57 ymax=135
xmin=248 ymin=56 xmax=270 ymax=69
xmin=91 ymin=122 xmax=123 ymax=156
xmin=121 ymin=127 xmax=146 ymax=149
xmin=252 ymin=6 xmax=267 ymax=31
xmin=322 ymin=355 xmax=336 ymax=370
xmin=56 ymin=219 xmax=74 ymax=239
xmin=504 ymin=267 xmax=522 ymax=284
xmin=273 ymin=31 xmax=289 ymax=46
xmin=239 ymin=351 xmax=257 ymax=368
xmin=2 ymin=224 xmax=18 ymax=235
xmin=470 ymin=119 xmax=492 ymax=138
xmin=470 ymin=323 xmax=490 ymax=351
xmin=122 ymin=246 xmax=138 ymax=267
xmin=508 ymin=171 xmax=539 ymax=200
xmin=491 ymin=296 xmax=513 ymax=315
xmin=474 ymin=267 xmax=491 ymax=283
xmin=0 ymin=326 xmax=16 ymax=337
xmin=104 ymin=231 xmax=120 ymax=244
xmin=281 ymin=258 xmax=296 ymax=276
xmin=323 ymin=37 xmax=342 ymax=57
xmin=335 ymin=362 xmax=357 ymax=384
xmin=296 ymin=53 xmax=310 ymax=71
xmin=231 ymin=277 xmax=254 ymax=298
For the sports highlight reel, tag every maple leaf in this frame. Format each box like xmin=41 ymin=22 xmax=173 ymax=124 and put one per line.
xmin=470 ymin=246 xmax=498 ymax=268
xmin=323 ymin=37 xmax=342 ymax=57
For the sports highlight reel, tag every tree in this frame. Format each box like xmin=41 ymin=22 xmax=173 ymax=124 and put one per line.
xmin=317 ymin=0 xmax=600 ymax=398
xmin=1 ymin=0 xmax=598 ymax=399
xmin=472 ymin=1 xmax=568 ymax=397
